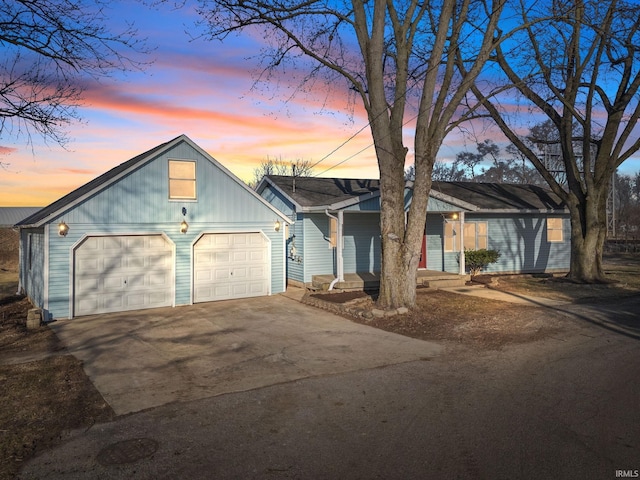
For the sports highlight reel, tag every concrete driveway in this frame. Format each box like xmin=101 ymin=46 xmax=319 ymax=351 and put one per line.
xmin=51 ymin=293 xmax=441 ymax=415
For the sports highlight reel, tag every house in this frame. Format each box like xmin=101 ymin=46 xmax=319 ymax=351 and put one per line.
xmin=256 ymin=175 xmax=571 ymax=288
xmin=16 ymin=135 xmax=290 ymax=320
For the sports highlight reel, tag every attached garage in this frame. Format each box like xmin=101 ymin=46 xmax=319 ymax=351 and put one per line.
xmin=74 ymin=235 xmax=174 ymax=316
xmin=193 ymin=232 xmax=269 ymax=303
xmin=16 ymin=135 xmax=289 ymax=320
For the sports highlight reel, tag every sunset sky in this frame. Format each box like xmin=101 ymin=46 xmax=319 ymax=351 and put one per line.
xmin=1 ymin=1 xmax=639 ymax=207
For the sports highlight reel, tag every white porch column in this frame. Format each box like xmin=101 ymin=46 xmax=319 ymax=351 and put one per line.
xmin=459 ymin=211 xmax=465 ymax=275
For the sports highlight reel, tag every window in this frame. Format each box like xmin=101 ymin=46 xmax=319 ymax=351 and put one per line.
xmin=328 ymin=217 xmax=337 ymax=248
xmin=28 ymin=234 xmax=33 ymax=270
xmin=547 ymin=217 xmax=564 ymax=242
xmin=169 ymin=160 xmax=196 ymax=199
xmin=444 ymin=220 xmax=459 ymax=252
xmin=463 ymin=222 xmax=488 ymax=250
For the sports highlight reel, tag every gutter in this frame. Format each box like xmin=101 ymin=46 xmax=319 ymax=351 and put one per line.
xmin=325 ymin=210 xmax=344 ymax=291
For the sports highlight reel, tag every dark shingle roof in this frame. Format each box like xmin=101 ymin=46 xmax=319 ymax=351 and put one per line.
xmin=431 ymin=182 xmax=565 ymax=211
xmin=16 ymin=136 xmax=179 ymax=227
xmin=265 ymin=175 xmax=381 ymax=208
xmin=265 ymin=175 xmax=566 ymax=212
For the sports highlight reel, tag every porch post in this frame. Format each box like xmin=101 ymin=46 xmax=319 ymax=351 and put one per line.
xmin=459 ymin=211 xmax=465 ymax=275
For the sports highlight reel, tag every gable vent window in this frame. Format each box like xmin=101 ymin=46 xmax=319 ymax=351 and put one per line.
xmin=547 ymin=217 xmax=564 ymax=242
xmin=169 ymin=160 xmax=196 ymax=200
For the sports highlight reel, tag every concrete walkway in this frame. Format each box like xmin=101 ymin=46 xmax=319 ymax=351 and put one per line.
xmin=440 ymin=284 xmax=570 ymax=307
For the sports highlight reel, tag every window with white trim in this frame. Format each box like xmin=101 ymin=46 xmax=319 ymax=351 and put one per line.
xmin=547 ymin=217 xmax=564 ymax=242
xmin=444 ymin=220 xmax=459 ymax=252
xmin=169 ymin=160 xmax=196 ymax=199
xmin=463 ymin=222 xmax=488 ymax=250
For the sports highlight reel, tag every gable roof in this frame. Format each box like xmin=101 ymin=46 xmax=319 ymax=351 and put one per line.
xmin=260 ymin=175 xmax=566 ymax=213
xmin=17 ymin=135 xmax=290 ymax=227
xmin=0 ymin=207 xmax=42 ymax=227
xmin=257 ymin=175 xmax=381 ymax=211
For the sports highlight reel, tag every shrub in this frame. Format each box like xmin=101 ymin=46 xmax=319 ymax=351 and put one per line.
xmin=464 ymin=249 xmax=501 ymax=276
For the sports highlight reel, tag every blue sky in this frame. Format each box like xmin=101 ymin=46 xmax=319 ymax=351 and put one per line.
xmin=0 ymin=1 xmax=638 ymax=206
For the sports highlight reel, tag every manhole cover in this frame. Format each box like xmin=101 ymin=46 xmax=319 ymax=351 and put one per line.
xmin=97 ymin=438 xmax=159 ymax=465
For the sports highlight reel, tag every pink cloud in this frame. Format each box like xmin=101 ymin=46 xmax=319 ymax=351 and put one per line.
xmin=0 ymin=146 xmax=18 ymax=155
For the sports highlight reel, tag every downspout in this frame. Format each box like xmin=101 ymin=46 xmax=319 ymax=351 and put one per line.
xmin=325 ymin=209 xmax=344 ymax=290
xmin=459 ymin=211 xmax=466 ymax=275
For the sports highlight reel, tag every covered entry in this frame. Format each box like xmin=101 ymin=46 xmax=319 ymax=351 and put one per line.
xmin=73 ymin=234 xmax=174 ymax=317
xmin=193 ymin=232 xmax=270 ymax=303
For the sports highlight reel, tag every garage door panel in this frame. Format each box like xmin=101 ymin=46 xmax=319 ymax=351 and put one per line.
xmin=103 ymin=275 xmax=125 ymax=291
xmin=214 ymin=251 xmax=231 ymax=263
xmin=193 ymin=233 xmax=269 ymax=303
xmin=74 ymin=235 xmax=173 ymax=317
xmin=103 ymin=237 xmax=122 ymax=250
xmin=126 ymin=256 xmax=145 ymax=269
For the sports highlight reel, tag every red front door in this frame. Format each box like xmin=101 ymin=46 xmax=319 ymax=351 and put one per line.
xmin=418 ymin=234 xmax=427 ymax=268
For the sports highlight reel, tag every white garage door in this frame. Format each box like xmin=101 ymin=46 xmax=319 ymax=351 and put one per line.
xmin=193 ymin=233 xmax=269 ymax=303
xmin=74 ymin=235 xmax=173 ymax=317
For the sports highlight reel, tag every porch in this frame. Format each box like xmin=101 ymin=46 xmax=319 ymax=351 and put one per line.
xmin=310 ymin=270 xmax=470 ymax=291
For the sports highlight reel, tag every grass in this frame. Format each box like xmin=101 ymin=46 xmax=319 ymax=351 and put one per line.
xmin=0 ymin=270 xmax=18 ymax=299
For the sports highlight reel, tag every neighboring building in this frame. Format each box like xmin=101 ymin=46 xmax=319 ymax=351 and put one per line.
xmin=257 ymin=175 xmax=571 ymax=287
xmin=0 ymin=207 xmax=42 ymax=227
xmin=16 ymin=135 xmax=290 ymax=320
xmin=0 ymin=207 xmax=41 ymax=270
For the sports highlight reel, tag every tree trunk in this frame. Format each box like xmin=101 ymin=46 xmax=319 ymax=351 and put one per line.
xmin=566 ymin=191 xmax=608 ymax=283
xmin=377 ymin=156 xmax=418 ymax=310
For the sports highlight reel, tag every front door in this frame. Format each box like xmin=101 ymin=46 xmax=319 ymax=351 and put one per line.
xmin=418 ymin=233 xmax=427 ymax=269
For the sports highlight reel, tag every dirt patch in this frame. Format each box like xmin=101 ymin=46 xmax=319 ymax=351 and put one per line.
xmin=342 ymin=289 xmax=565 ymax=350
xmin=309 ymin=290 xmax=371 ymax=304
xmin=0 ymin=288 xmax=114 ymax=480
xmin=311 ymin=253 xmax=640 ymax=350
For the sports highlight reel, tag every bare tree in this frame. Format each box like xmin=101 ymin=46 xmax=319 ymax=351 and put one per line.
xmin=194 ymin=0 xmax=507 ymax=308
xmin=250 ymin=156 xmax=313 ymax=188
xmin=0 ymin=0 xmax=146 ymax=147
xmin=467 ymin=0 xmax=640 ymax=283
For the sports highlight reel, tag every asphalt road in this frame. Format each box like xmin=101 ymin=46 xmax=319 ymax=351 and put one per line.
xmin=19 ymin=298 xmax=640 ymax=480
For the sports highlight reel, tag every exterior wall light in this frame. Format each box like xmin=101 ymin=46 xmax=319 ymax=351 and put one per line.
xmin=451 ymin=212 xmax=459 ymax=220
xmin=180 ymin=220 xmax=189 ymax=234
xmin=58 ymin=221 xmax=69 ymax=237
xmin=274 ymin=220 xmax=281 ymax=232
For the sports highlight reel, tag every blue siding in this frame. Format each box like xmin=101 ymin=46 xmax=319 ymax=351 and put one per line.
xmin=58 ymin=145 xmax=279 ymax=225
xmin=20 ymin=228 xmax=45 ymax=310
xmin=427 ymin=197 xmax=460 ymax=212
xmin=30 ymin=139 xmax=287 ymax=319
xmin=470 ymin=213 xmax=571 ymax=274
xmin=344 ymin=197 xmax=380 ymax=211
xmin=343 ymin=213 xmax=380 ymax=273
xmin=302 ymin=214 xmax=335 ymax=282
xmin=424 ymin=212 xmax=571 ymax=274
